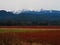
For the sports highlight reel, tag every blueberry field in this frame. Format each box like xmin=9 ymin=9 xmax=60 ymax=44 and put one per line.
xmin=0 ymin=26 xmax=60 ymax=45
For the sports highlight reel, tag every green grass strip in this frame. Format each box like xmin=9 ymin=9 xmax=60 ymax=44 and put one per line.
xmin=0 ymin=28 xmax=59 ymax=32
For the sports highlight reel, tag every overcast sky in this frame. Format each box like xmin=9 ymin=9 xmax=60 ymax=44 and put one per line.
xmin=0 ymin=0 xmax=60 ymax=11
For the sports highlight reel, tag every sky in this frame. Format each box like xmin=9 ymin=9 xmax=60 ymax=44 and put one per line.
xmin=0 ymin=0 xmax=60 ymax=11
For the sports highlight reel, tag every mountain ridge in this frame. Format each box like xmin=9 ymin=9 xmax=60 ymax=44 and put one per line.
xmin=0 ymin=10 xmax=60 ymax=26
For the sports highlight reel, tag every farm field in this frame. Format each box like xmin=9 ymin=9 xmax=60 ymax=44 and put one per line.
xmin=0 ymin=26 xmax=60 ymax=45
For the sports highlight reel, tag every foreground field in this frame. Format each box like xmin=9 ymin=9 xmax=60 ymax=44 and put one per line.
xmin=0 ymin=26 xmax=60 ymax=45
xmin=0 ymin=31 xmax=60 ymax=45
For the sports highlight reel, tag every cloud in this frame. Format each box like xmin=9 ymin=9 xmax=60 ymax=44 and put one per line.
xmin=0 ymin=0 xmax=60 ymax=11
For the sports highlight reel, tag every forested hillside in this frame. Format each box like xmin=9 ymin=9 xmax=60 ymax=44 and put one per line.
xmin=0 ymin=10 xmax=60 ymax=26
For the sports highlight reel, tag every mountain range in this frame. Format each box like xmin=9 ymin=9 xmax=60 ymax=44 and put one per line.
xmin=0 ymin=10 xmax=60 ymax=26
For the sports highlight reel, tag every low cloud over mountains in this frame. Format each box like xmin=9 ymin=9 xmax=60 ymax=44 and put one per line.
xmin=0 ymin=10 xmax=60 ymax=26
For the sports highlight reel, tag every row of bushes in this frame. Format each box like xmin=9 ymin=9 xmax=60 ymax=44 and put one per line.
xmin=0 ymin=20 xmax=60 ymax=26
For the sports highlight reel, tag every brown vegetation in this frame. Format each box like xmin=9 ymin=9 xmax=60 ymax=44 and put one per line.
xmin=0 ymin=30 xmax=60 ymax=45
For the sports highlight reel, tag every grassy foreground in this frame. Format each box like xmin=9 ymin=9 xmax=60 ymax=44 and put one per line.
xmin=0 ymin=27 xmax=60 ymax=45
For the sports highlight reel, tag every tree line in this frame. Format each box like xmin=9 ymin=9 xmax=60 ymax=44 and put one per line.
xmin=0 ymin=10 xmax=60 ymax=26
